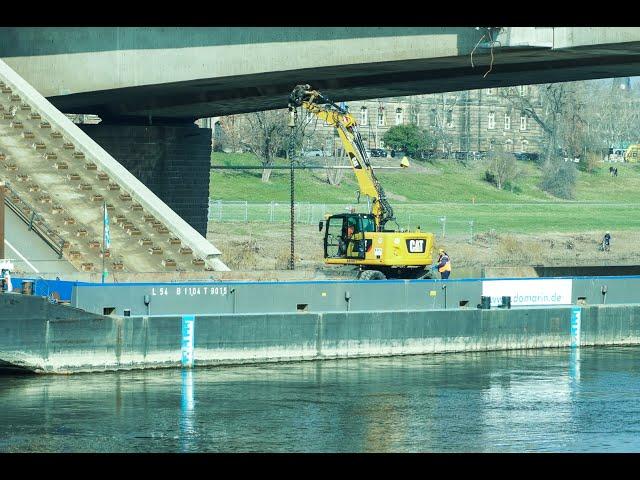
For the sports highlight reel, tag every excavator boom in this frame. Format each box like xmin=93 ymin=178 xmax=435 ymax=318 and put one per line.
xmin=289 ymin=85 xmax=394 ymax=231
xmin=288 ymin=84 xmax=435 ymax=280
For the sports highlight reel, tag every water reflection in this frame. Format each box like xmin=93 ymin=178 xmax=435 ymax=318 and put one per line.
xmin=0 ymin=346 xmax=639 ymax=452
xmin=569 ymin=348 xmax=581 ymax=384
xmin=180 ymin=369 xmax=195 ymax=452
xmin=480 ymin=354 xmax=573 ymax=452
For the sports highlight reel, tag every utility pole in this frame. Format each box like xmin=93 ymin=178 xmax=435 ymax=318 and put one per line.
xmin=288 ymin=106 xmax=297 ymax=270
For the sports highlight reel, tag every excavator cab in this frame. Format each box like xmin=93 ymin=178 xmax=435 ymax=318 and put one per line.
xmin=324 ymin=213 xmax=375 ymax=260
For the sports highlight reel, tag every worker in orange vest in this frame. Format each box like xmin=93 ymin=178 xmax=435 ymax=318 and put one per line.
xmin=436 ymin=249 xmax=451 ymax=279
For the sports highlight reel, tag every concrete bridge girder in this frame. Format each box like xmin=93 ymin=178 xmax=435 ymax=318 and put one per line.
xmin=1 ymin=27 xmax=640 ymax=119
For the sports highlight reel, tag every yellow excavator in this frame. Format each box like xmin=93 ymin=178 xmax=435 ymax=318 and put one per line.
xmin=288 ymin=85 xmax=435 ymax=280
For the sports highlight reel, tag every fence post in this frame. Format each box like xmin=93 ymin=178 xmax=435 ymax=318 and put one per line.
xmin=469 ymin=220 xmax=474 ymax=244
xmin=440 ymin=216 xmax=446 ymax=238
xmin=269 ymin=202 xmax=274 ymax=223
xmin=244 ymin=201 xmax=248 ymax=222
xmin=217 ymin=200 xmax=222 ymax=222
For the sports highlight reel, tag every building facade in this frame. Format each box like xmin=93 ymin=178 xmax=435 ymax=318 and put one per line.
xmin=302 ymin=85 xmax=546 ymax=157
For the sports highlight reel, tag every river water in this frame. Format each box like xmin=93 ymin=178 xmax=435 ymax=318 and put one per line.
xmin=1 ymin=346 xmax=640 ymax=452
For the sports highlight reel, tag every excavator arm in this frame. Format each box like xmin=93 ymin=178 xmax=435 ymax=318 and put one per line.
xmin=288 ymin=85 xmax=395 ymax=231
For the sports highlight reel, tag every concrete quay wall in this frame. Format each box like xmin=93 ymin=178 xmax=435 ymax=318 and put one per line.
xmin=2 ymin=294 xmax=640 ymax=373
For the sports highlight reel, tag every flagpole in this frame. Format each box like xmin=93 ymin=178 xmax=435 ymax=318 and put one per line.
xmin=102 ymin=200 xmax=106 ymax=283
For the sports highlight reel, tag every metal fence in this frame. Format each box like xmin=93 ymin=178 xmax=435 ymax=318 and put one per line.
xmin=208 ymin=200 xmax=329 ymax=224
xmin=208 ymin=200 xmax=478 ymax=241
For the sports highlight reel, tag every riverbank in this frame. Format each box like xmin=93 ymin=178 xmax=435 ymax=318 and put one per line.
xmin=207 ymin=222 xmax=634 ymax=280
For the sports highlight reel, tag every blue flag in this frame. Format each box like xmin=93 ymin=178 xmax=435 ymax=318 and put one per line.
xmin=104 ymin=202 xmax=110 ymax=249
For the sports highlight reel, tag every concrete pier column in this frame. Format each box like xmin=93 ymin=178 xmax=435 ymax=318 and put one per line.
xmin=79 ymin=122 xmax=212 ymax=236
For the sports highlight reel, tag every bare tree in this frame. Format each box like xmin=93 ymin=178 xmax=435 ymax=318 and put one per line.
xmin=501 ymin=84 xmax=583 ymax=197
xmin=291 ymin=107 xmax=319 ymax=158
xmin=581 ymin=80 xmax=640 ymax=155
xmin=501 ymin=81 xmax=605 ymax=165
xmin=486 ymin=143 xmax=517 ymax=190
xmin=240 ymin=110 xmax=289 ymax=182
xmin=501 ymin=84 xmax=565 ymax=162
xmin=218 ymin=115 xmax=244 ymax=153
xmin=540 ymin=159 xmax=578 ymax=199
xmin=429 ymin=92 xmax=463 ymax=157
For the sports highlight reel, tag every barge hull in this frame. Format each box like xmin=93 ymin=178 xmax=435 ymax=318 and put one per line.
xmin=2 ymin=293 xmax=640 ymax=373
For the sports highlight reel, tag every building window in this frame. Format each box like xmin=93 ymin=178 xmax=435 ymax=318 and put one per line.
xmin=377 ymin=109 xmax=385 ymax=126
xmin=446 ymin=109 xmax=453 ymax=128
xmin=488 ymin=111 xmax=496 ymax=130
xmin=504 ymin=113 xmax=511 ymax=130
xmin=505 ymin=139 xmax=513 ymax=152
xmin=430 ymin=109 xmax=437 ymax=127
xmin=360 ymin=106 xmax=368 ymax=126
xmin=521 ymin=140 xmax=529 ymax=152
xmin=518 ymin=85 xmax=528 ymax=97
xmin=395 ymin=108 xmax=403 ymax=125
xmin=487 ymin=88 xmax=496 ymax=95
xmin=411 ymin=111 xmax=419 ymax=125
xmin=520 ymin=114 xmax=527 ymax=131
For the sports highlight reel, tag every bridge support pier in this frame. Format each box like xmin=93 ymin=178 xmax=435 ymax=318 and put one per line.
xmin=79 ymin=122 xmax=212 ymax=236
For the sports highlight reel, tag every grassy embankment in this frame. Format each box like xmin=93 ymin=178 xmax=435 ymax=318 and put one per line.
xmin=210 ymin=152 xmax=640 ymax=234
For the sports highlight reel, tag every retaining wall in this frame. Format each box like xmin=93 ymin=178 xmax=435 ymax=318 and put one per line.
xmin=2 ymin=293 xmax=640 ymax=373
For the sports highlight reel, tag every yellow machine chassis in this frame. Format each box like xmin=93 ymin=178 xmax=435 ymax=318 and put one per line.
xmin=325 ymin=231 xmax=434 ymax=267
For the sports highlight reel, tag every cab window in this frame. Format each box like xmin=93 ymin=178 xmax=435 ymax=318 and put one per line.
xmin=361 ymin=216 xmax=376 ymax=232
xmin=325 ymin=217 xmax=345 ymax=258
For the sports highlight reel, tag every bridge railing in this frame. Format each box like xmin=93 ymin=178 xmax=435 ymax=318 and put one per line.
xmin=2 ymin=182 xmax=67 ymax=258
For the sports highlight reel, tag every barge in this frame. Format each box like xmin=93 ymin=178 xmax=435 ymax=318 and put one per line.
xmin=2 ymin=275 xmax=640 ymax=373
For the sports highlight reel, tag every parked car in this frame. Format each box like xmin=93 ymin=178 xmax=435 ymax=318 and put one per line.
xmin=369 ymin=148 xmax=388 ymax=158
xmin=416 ymin=150 xmax=436 ymax=160
xmin=302 ymin=149 xmax=331 ymax=157
xmin=607 ymin=148 xmax=625 ymax=162
xmin=469 ymin=151 xmax=487 ymax=160
xmin=513 ymin=152 xmax=539 ymax=161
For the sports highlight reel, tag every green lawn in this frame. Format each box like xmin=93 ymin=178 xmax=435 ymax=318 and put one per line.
xmin=210 ymin=152 xmax=551 ymax=203
xmin=209 ymin=152 xmax=640 ymax=234
xmin=390 ymin=203 xmax=640 ymax=235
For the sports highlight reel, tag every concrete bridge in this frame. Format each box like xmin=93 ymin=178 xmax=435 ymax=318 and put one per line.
xmin=1 ymin=27 xmax=639 ymax=121
xmin=2 ymin=27 xmax=639 ymax=251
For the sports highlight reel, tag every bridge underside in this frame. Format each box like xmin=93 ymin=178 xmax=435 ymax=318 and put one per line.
xmin=48 ymin=42 xmax=640 ymax=121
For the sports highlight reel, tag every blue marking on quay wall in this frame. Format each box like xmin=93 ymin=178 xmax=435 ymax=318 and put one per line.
xmin=570 ymin=306 xmax=582 ymax=348
xmin=181 ymin=315 xmax=195 ymax=367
